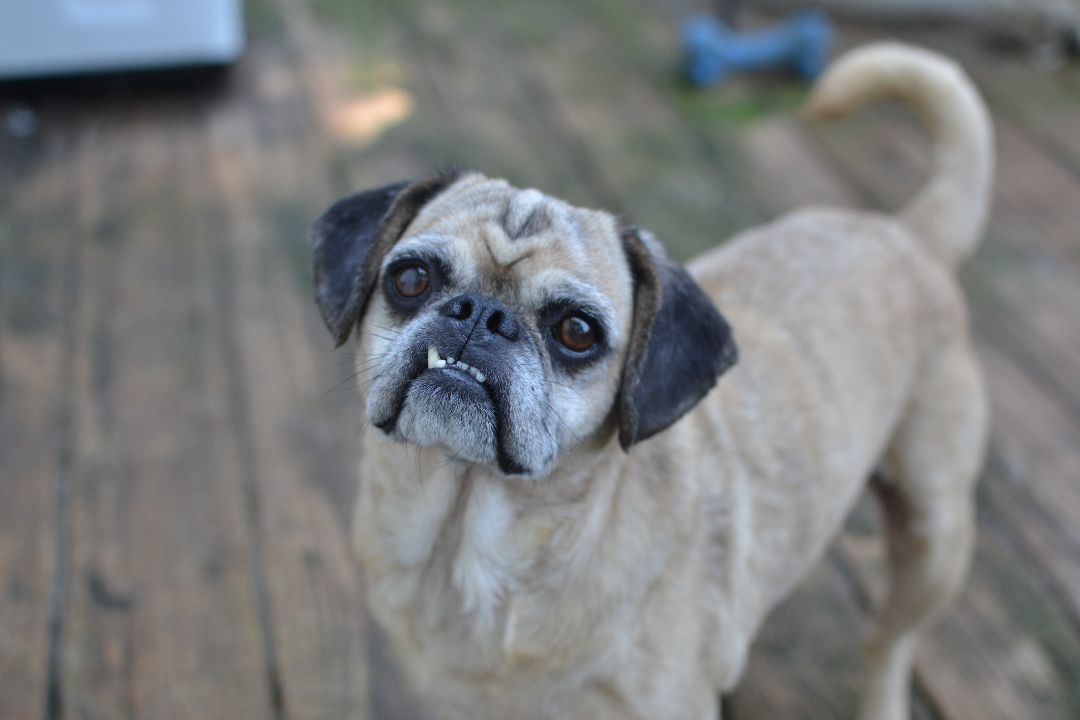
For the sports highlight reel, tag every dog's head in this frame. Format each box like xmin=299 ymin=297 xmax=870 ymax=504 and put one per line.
xmin=312 ymin=171 xmax=737 ymax=478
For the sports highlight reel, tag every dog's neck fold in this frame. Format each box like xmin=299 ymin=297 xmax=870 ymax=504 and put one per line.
xmin=356 ymin=433 xmax=646 ymax=643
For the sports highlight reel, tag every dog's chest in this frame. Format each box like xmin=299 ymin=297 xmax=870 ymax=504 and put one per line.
xmin=360 ymin=467 xmax=559 ymax=655
xmin=357 ymin=461 xmax=642 ymax=692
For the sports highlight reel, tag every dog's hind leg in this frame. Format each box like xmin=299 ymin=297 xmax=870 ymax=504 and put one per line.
xmin=857 ymin=341 xmax=988 ymax=720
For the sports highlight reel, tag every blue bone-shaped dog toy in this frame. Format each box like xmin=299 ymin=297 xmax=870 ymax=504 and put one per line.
xmin=682 ymin=10 xmax=833 ymax=87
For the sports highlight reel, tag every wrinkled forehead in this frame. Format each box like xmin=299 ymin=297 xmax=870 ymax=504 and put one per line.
xmin=393 ymin=175 xmax=633 ymax=320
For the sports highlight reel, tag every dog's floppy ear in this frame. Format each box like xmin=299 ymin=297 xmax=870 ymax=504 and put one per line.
xmin=617 ymin=226 xmax=738 ymax=449
xmin=311 ymin=172 xmax=460 ymax=346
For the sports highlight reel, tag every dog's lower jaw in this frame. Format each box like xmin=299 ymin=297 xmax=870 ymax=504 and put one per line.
xmin=369 ymin=411 xmax=547 ymax=478
xmin=367 ymin=367 xmax=562 ymax=478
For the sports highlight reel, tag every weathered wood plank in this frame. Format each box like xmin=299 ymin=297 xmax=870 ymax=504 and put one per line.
xmin=0 ymin=127 xmax=78 ymax=720
xmin=202 ymin=53 xmax=376 ymax=720
xmin=57 ymin=107 xmax=276 ymax=719
xmin=976 ymin=344 xmax=1080 ymax=622
xmin=726 ymin=556 xmax=879 ymax=719
xmin=840 ymin=488 xmax=1080 ymax=720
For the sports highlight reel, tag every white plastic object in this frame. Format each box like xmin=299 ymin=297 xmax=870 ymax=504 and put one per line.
xmin=0 ymin=0 xmax=244 ymax=80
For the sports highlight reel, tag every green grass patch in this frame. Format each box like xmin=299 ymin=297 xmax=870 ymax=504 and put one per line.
xmin=675 ymin=81 xmax=807 ymax=131
xmin=244 ymin=0 xmax=286 ymax=43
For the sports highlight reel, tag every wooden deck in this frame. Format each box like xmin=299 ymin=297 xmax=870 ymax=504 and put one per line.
xmin=1 ymin=0 xmax=1078 ymax=718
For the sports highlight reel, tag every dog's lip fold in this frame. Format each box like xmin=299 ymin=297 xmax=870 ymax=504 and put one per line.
xmin=430 ymin=364 xmax=486 ymax=393
xmin=372 ymin=348 xmax=427 ymax=434
xmin=495 ymin=448 xmax=529 ymax=476
xmin=374 ymin=415 xmax=397 ymax=433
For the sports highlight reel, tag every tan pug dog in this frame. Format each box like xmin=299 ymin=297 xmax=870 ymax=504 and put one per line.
xmin=311 ymin=43 xmax=992 ymax=720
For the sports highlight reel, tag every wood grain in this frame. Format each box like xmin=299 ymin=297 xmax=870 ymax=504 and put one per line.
xmin=0 ymin=125 xmax=78 ymax=720
xmin=55 ymin=107 xmax=278 ymax=720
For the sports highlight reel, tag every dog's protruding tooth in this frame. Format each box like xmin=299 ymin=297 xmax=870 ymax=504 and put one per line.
xmin=458 ymin=361 xmax=471 ymax=372
xmin=435 ymin=359 xmax=447 ymax=369
xmin=475 ymin=371 xmax=486 ymax=383
xmin=447 ymin=357 xmax=455 ymax=365
xmin=427 ymin=346 xmax=439 ymax=370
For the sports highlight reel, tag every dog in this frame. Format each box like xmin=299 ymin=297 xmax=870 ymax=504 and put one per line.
xmin=310 ymin=43 xmax=992 ymax=720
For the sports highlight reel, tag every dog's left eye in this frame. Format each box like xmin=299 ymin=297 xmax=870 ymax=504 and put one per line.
xmin=392 ymin=262 xmax=430 ymax=299
xmin=556 ymin=314 xmax=597 ymax=352
xmin=540 ymin=303 xmax=606 ymax=370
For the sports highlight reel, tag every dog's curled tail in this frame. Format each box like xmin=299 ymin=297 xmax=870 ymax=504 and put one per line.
xmin=802 ymin=42 xmax=994 ymax=267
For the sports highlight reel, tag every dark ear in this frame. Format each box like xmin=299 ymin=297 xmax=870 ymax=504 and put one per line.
xmin=311 ymin=172 xmax=460 ymax=346
xmin=617 ymin=226 xmax=738 ymax=449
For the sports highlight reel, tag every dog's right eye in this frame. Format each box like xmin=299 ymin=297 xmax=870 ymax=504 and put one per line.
xmin=392 ymin=262 xmax=430 ymax=299
xmin=383 ymin=257 xmax=445 ymax=316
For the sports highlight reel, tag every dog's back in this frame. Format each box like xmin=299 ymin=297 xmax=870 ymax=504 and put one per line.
xmin=682 ymin=43 xmax=992 ymax=719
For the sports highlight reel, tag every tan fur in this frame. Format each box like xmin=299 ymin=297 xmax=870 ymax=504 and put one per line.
xmin=348 ymin=43 xmax=991 ymax=719
xmin=802 ymin=42 xmax=994 ymax=266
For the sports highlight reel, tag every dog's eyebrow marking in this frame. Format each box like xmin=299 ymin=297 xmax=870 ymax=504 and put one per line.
xmin=501 ymin=189 xmax=552 ymax=241
xmin=483 ymin=233 xmax=535 ymax=270
xmin=383 ymin=234 xmax=467 ymax=284
xmin=384 ymin=235 xmax=453 ymax=266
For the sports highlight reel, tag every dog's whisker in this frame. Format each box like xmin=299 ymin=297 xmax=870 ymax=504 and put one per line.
xmin=364 ymin=321 xmax=402 ymax=335
xmin=325 ymin=371 xmax=366 ymax=395
xmin=325 ymin=357 xmax=388 ymax=394
xmin=354 ymin=361 xmax=386 ymax=376
xmin=433 ymin=449 xmax=466 ymax=475
xmin=544 ymin=378 xmax=587 ymax=401
xmin=537 ymin=398 xmax=584 ymax=446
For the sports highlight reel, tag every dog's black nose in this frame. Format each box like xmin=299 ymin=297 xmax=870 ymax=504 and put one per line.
xmin=440 ymin=294 xmax=519 ymax=341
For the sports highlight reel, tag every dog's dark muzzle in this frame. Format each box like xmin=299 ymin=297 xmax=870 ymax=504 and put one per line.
xmin=439 ymin=293 xmax=520 ymax=345
xmin=380 ymin=293 xmax=517 ymax=419
xmin=420 ymin=293 xmax=520 ymax=384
